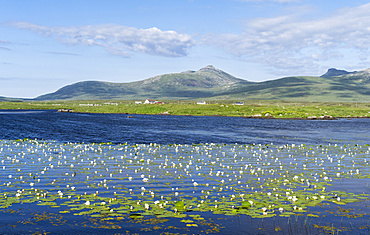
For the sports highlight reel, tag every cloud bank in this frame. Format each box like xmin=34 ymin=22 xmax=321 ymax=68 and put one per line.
xmin=9 ymin=3 xmax=370 ymax=75
xmin=205 ymin=3 xmax=370 ymax=74
xmin=12 ymin=22 xmax=194 ymax=57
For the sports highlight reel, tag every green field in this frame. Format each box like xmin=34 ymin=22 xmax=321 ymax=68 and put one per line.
xmin=1 ymin=100 xmax=369 ymax=119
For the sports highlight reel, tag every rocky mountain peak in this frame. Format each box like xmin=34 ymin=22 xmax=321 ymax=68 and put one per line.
xmin=197 ymin=65 xmax=219 ymax=73
xmin=321 ymin=68 xmax=351 ymax=77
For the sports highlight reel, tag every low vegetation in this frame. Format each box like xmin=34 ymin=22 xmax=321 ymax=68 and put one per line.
xmin=1 ymin=100 xmax=369 ymax=119
xmin=1 ymin=139 xmax=369 ymax=233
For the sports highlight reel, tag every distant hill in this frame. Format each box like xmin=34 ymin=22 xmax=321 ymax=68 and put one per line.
xmin=0 ymin=96 xmax=24 ymax=102
xmin=35 ymin=65 xmax=250 ymax=100
xmin=28 ymin=66 xmax=370 ymax=102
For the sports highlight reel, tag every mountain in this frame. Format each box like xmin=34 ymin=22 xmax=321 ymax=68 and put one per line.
xmin=0 ymin=96 xmax=24 ymax=102
xmin=33 ymin=66 xmax=370 ymax=102
xmin=320 ymin=68 xmax=353 ymax=77
xmin=35 ymin=65 xmax=250 ymax=100
xmin=212 ymin=68 xmax=370 ymax=101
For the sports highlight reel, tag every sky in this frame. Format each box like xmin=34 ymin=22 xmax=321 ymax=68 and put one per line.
xmin=2 ymin=0 xmax=370 ymax=98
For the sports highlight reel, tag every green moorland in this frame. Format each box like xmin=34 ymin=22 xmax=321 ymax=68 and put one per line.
xmin=0 ymin=100 xmax=369 ymax=119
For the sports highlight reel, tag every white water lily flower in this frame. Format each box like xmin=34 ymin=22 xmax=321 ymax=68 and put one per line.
xmin=142 ymin=178 xmax=149 ymax=182
xmin=193 ymin=182 xmax=198 ymax=186
xmin=85 ymin=201 xmax=90 ymax=206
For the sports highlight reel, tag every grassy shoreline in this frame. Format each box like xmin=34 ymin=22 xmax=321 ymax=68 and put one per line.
xmin=1 ymin=100 xmax=369 ymax=119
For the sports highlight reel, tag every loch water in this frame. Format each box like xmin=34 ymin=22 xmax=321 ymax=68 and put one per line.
xmin=0 ymin=110 xmax=369 ymax=234
xmin=0 ymin=110 xmax=369 ymax=145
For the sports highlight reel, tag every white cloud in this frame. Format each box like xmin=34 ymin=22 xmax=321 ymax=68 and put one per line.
xmin=0 ymin=40 xmax=11 ymax=50
xmin=205 ymin=3 xmax=370 ymax=75
xmin=11 ymin=22 xmax=194 ymax=57
xmin=47 ymin=51 xmax=80 ymax=56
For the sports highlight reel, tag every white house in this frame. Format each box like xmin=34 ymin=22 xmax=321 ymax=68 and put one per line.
xmin=135 ymin=101 xmax=142 ymax=104
xmin=144 ymin=99 xmax=156 ymax=104
xmin=197 ymin=101 xmax=206 ymax=105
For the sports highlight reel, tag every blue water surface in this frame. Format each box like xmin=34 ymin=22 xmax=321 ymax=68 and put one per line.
xmin=0 ymin=110 xmax=369 ymax=145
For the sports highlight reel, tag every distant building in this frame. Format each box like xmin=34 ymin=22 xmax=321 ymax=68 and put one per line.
xmin=197 ymin=101 xmax=206 ymax=105
xmin=235 ymin=102 xmax=244 ymax=105
xmin=144 ymin=99 xmax=156 ymax=104
xmin=135 ymin=101 xmax=142 ymax=104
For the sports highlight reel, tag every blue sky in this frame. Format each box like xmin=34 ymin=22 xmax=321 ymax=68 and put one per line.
xmin=2 ymin=0 xmax=370 ymax=98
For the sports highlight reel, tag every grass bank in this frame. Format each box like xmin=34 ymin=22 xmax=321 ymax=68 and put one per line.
xmin=0 ymin=100 xmax=369 ymax=119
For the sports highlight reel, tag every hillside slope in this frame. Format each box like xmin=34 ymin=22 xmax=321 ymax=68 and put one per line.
xmin=35 ymin=65 xmax=250 ymax=100
xmin=214 ymin=72 xmax=370 ymax=102
xmin=34 ymin=66 xmax=370 ymax=102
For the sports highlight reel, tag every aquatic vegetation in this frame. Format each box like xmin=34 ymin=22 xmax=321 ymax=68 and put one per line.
xmin=0 ymin=139 xmax=369 ymax=233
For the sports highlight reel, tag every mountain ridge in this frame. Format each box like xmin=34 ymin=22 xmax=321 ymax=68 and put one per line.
xmin=7 ymin=66 xmax=370 ymax=102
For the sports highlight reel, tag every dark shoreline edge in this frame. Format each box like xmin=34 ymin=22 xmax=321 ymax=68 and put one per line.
xmin=57 ymin=109 xmax=370 ymax=120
